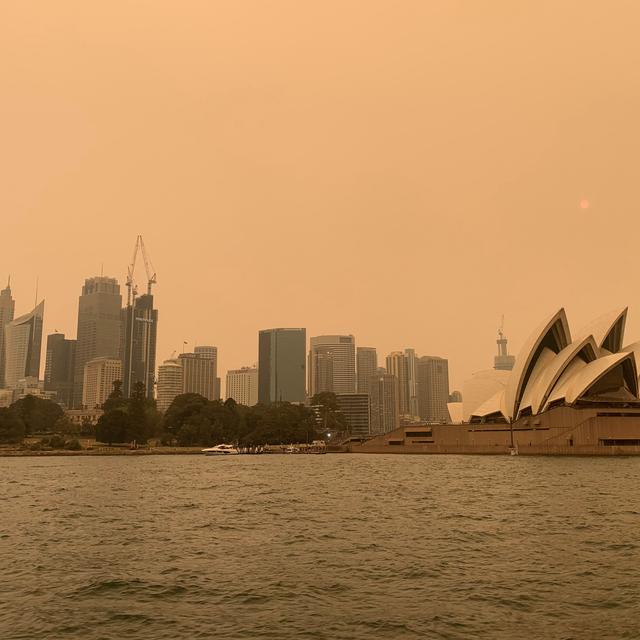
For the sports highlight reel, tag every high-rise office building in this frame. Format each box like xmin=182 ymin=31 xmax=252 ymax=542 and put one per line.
xmin=356 ymin=347 xmax=377 ymax=394
xmin=73 ymin=277 xmax=122 ymax=407
xmin=44 ymin=333 xmax=76 ymax=407
xmin=368 ymin=373 xmax=400 ymax=434
xmin=0 ymin=280 xmax=15 ymax=387
xmin=4 ymin=301 xmax=44 ymax=389
xmin=157 ymin=358 xmax=184 ymax=412
xmin=258 ymin=328 xmax=306 ymax=404
xmin=178 ymin=348 xmax=218 ymax=400
xmin=308 ymin=345 xmax=334 ymax=394
xmin=226 ymin=367 xmax=258 ymax=406
xmin=308 ymin=335 xmax=356 ymax=396
xmin=336 ymin=393 xmax=370 ymax=437
xmin=417 ymin=356 xmax=450 ymax=423
xmin=82 ymin=357 xmax=122 ymax=409
xmin=386 ymin=351 xmax=410 ymax=416
xmin=195 ymin=346 xmax=219 ymax=400
xmin=404 ymin=348 xmax=419 ymax=417
xmin=121 ymin=293 xmax=158 ymax=399
xmin=194 ymin=345 xmax=217 ymax=361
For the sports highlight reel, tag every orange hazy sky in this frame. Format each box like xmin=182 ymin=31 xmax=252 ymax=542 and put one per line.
xmin=2 ymin=1 xmax=640 ymax=390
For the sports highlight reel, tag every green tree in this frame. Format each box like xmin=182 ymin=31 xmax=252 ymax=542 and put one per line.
xmin=240 ymin=402 xmax=318 ymax=446
xmin=176 ymin=413 xmax=215 ymax=446
xmin=127 ymin=381 xmax=149 ymax=443
xmin=11 ymin=395 xmax=64 ymax=434
xmin=162 ymin=393 xmax=209 ymax=436
xmin=95 ymin=409 xmax=131 ymax=445
xmin=54 ymin=416 xmax=79 ymax=436
xmin=310 ymin=392 xmax=347 ymax=435
xmin=0 ymin=407 xmax=26 ymax=443
xmin=103 ymin=380 xmax=126 ymax=412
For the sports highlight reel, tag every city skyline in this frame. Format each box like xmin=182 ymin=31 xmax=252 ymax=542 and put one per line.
xmin=4 ymin=264 xmax=608 ymax=396
xmin=0 ymin=266 xmax=630 ymax=400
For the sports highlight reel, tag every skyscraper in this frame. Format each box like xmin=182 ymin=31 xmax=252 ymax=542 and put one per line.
xmin=44 ymin=333 xmax=76 ymax=407
xmin=121 ymin=293 xmax=158 ymax=399
xmin=356 ymin=347 xmax=377 ymax=394
xmin=4 ymin=301 xmax=44 ymax=389
xmin=308 ymin=344 xmax=334 ymax=394
xmin=178 ymin=348 xmax=218 ymax=400
xmin=82 ymin=357 xmax=122 ymax=409
xmin=386 ymin=351 xmax=410 ymax=416
xmin=157 ymin=358 xmax=184 ymax=412
xmin=417 ymin=356 xmax=450 ymax=423
xmin=404 ymin=348 xmax=419 ymax=417
xmin=368 ymin=373 xmax=400 ymax=434
xmin=73 ymin=277 xmax=122 ymax=407
xmin=226 ymin=367 xmax=258 ymax=406
xmin=0 ymin=280 xmax=15 ymax=387
xmin=258 ymin=328 xmax=306 ymax=404
xmin=308 ymin=335 xmax=356 ymax=396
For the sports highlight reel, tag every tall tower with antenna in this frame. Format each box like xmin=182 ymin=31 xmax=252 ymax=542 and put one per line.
xmin=494 ymin=316 xmax=516 ymax=371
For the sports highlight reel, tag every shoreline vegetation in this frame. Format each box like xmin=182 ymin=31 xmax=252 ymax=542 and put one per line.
xmin=0 ymin=446 xmax=205 ymax=457
xmin=0 ymin=385 xmax=345 ymax=457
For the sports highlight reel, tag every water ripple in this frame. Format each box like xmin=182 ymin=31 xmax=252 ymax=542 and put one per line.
xmin=1 ymin=455 xmax=639 ymax=639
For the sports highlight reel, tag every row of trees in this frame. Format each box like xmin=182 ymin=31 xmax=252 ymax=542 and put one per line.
xmin=160 ymin=394 xmax=320 ymax=446
xmin=0 ymin=382 xmax=349 ymax=449
xmin=95 ymin=386 xmax=350 ymax=447
xmin=0 ymin=395 xmax=67 ymax=444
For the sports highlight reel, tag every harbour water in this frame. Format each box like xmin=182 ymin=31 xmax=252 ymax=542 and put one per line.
xmin=1 ymin=454 xmax=639 ymax=639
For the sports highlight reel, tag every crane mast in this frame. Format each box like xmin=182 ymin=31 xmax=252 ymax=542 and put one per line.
xmin=126 ymin=235 xmax=157 ymax=301
xmin=123 ymin=235 xmax=158 ymax=398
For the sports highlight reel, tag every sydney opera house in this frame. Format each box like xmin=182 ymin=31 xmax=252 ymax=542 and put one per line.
xmin=352 ymin=308 xmax=640 ymax=455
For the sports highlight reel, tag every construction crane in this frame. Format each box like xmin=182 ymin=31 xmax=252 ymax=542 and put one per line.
xmin=125 ymin=237 xmax=139 ymax=307
xmin=125 ymin=235 xmax=157 ymax=304
xmin=138 ymin=235 xmax=157 ymax=295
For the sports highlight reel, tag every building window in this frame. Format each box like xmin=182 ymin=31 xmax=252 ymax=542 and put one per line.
xmin=599 ymin=439 xmax=640 ymax=446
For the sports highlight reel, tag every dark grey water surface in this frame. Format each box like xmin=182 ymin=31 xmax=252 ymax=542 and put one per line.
xmin=1 ymin=454 xmax=639 ymax=640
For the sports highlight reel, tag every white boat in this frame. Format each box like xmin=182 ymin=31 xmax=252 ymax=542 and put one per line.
xmin=201 ymin=444 xmax=239 ymax=456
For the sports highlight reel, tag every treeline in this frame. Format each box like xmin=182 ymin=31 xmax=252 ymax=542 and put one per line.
xmin=96 ymin=385 xmax=324 ymax=446
xmin=161 ymin=394 xmax=319 ymax=446
xmin=0 ymin=383 xmax=343 ymax=449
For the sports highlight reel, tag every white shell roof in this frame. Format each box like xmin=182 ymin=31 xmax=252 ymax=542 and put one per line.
xmin=517 ymin=347 xmax=556 ymax=416
xmin=462 ymin=369 xmax=510 ymax=421
xmin=574 ymin=307 xmax=627 ymax=353
xmin=518 ymin=335 xmax=599 ymax=417
xmin=544 ymin=351 xmax=637 ymax=408
xmin=471 ymin=389 xmax=507 ymax=419
xmin=503 ymin=309 xmax=571 ymax=419
xmin=471 ymin=309 xmax=640 ymax=422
